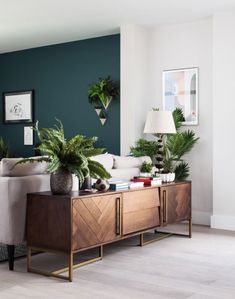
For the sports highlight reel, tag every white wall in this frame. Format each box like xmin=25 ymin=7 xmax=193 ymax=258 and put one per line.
xmin=150 ymin=19 xmax=213 ymax=225
xmin=211 ymin=13 xmax=235 ymax=230
xmin=120 ymin=25 xmax=152 ymax=155
xmin=121 ymin=19 xmax=213 ymax=225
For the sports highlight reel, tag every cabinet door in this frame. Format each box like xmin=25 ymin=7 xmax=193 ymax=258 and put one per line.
xmin=72 ymin=194 xmax=121 ymax=250
xmin=160 ymin=182 xmax=191 ymax=226
xmin=122 ymin=188 xmax=160 ymax=235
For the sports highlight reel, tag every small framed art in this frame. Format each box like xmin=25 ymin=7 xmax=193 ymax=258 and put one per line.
xmin=162 ymin=68 xmax=198 ymax=125
xmin=24 ymin=126 xmax=34 ymax=146
xmin=3 ymin=90 xmax=34 ymax=123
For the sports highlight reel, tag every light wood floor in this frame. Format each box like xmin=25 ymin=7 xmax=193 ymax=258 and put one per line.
xmin=0 ymin=225 xmax=235 ymax=299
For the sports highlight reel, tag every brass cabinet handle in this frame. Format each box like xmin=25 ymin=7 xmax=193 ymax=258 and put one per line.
xmin=116 ymin=197 xmax=121 ymax=235
xmin=163 ymin=190 xmax=167 ymax=224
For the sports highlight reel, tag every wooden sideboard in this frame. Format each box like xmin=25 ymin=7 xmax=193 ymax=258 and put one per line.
xmin=26 ymin=181 xmax=191 ymax=281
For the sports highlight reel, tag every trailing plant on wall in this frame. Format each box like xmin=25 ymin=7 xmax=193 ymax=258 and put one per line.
xmin=88 ymin=76 xmax=119 ymax=125
xmin=0 ymin=137 xmax=11 ymax=160
xmin=130 ymin=108 xmax=199 ymax=180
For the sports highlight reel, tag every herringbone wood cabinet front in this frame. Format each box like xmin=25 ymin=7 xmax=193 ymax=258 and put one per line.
xmin=72 ymin=194 xmax=122 ymax=250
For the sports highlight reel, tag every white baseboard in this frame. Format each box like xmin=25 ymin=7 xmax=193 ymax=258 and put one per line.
xmin=211 ymin=214 xmax=235 ymax=231
xmin=192 ymin=211 xmax=211 ymax=226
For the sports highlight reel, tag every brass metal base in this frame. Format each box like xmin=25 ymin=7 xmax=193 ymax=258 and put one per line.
xmin=27 ymin=246 xmax=103 ymax=282
xmin=140 ymin=219 xmax=192 ymax=247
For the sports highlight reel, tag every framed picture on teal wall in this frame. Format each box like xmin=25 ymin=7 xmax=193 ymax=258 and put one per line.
xmin=3 ymin=90 xmax=34 ymax=124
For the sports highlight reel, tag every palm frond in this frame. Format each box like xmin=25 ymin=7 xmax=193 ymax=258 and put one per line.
xmin=88 ymin=160 xmax=111 ymax=180
xmin=174 ymin=162 xmax=190 ymax=180
xmin=172 ymin=108 xmax=185 ymax=131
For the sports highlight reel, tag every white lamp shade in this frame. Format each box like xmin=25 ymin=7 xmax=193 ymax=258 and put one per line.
xmin=144 ymin=110 xmax=176 ymax=134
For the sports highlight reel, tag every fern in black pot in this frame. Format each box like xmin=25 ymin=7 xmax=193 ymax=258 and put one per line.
xmin=17 ymin=120 xmax=111 ymax=194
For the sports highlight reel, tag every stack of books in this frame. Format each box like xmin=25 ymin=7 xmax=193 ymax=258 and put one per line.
xmin=109 ymin=181 xmax=129 ymax=191
xmin=150 ymin=177 xmax=162 ymax=186
xmin=131 ymin=176 xmax=162 ymax=186
xmin=128 ymin=181 xmax=144 ymax=189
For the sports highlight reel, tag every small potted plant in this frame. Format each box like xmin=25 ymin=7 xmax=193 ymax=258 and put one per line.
xmin=17 ymin=120 xmax=111 ymax=194
xmin=160 ymin=158 xmax=175 ymax=183
xmin=88 ymin=76 xmax=119 ymax=110
xmin=140 ymin=161 xmax=153 ymax=177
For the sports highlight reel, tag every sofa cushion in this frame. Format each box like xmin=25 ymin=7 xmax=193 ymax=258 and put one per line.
xmin=113 ymin=155 xmax=152 ymax=169
xmin=109 ymin=168 xmax=140 ymax=181
xmin=90 ymin=153 xmax=114 ymax=170
xmin=1 ymin=157 xmax=48 ymax=177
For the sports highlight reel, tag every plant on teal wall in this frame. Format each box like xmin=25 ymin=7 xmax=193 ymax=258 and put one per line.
xmin=88 ymin=76 xmax=119 ymax=125
xmin=0 ymin=137 xmax=11 ymax=160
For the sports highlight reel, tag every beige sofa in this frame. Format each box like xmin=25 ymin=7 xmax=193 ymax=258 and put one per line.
xmin=0 ymin=154 xmax=151 ymax=270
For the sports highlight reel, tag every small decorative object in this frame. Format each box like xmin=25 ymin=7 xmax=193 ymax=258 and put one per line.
xmin=24 ymin=126 xmax=34 ymax=146
xmin=80 ymin=177 xmax=92 ymax=190
xmin=140 ymin=161 xmax=153 ymax=177
xmin=16 ymin=119 xmax=111 ymax=195
xmin=88 ymin=76 xmax=119 ymax=125
xmin=95 ymin=178 xmax=110 ymax=192
xmin=3 ymin=90 xmax=34 ymax=123
xmin=162 ymin=68 xmax=198 ymax=125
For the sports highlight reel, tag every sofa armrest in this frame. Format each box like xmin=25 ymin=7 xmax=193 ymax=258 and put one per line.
xmin=0 ymin=174 xmax=51 ymax=245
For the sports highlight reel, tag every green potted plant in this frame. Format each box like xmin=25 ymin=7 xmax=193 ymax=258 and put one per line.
xmin=130 ymin=138 xmax=158 ymax=160
xmin=162 ymin=108 xmax=199 ymax=181
xmin=88 ymin=76 xmax=119 ymax=109
xmin=130 ymin=108 xmax=199 ymax=181
xmin=140 ymin=161 xmax=153 ymax=177
xmin=0 ymin=137 xmax=11 ymax=160
xmin=17 ymin=120 xmax=111 ymax=194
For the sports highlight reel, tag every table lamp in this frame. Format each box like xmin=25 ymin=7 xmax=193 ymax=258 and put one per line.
xmin=144 ymin=110 xmax=176 ymax=172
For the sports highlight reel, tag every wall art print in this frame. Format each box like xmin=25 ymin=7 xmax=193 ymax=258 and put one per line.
xmin=162 ymin=68 xmax=198 ymax=125
xmin=3 ymin=90 xmax=34 ymax=124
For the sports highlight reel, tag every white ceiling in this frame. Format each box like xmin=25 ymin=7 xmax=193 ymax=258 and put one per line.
xmin=0 ymin=0 xmax=235 ymax=53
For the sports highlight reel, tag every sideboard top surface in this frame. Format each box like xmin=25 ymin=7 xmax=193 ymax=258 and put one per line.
xmin=27 ymin=181 xmax=191 ymax=200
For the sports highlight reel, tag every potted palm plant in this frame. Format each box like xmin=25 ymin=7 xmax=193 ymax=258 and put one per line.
xmin=18 ymin=120 xmax=111 ymax=194
xmin=130 ymin=108 xmax=199 ymax=181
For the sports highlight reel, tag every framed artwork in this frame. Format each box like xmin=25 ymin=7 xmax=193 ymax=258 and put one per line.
xmin=3 ymin=90 xmax=34 ymax=123
xmin=162 ymin=68 xmax=198 ymax=125
xmin=24 ymin=126 xmax=34 ymax=146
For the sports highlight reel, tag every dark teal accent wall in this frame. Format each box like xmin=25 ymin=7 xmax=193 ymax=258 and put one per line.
xmin=0 ymin=34 xmax=120 ymax=157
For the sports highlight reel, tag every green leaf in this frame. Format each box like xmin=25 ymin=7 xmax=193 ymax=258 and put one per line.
xmin=172 ymin=108 xmax=185 ymax=131
xmin=0 ymin=137 xmax=11 ymax=160
xmin=88 ymin=160 xmax=111 ymax=179
xmin=130 ymin=138 xmax=158 ymax=159
xmin=174 ymin=162 xmax=190 ymax=180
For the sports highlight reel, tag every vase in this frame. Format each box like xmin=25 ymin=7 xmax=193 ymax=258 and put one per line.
xmin=50 ymin=168 xmax=73 ymax=195
xmin=160 ymin=172 xmax=175 ymax=183
xmin=80 ymin=177 xmax=92 ymax=190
